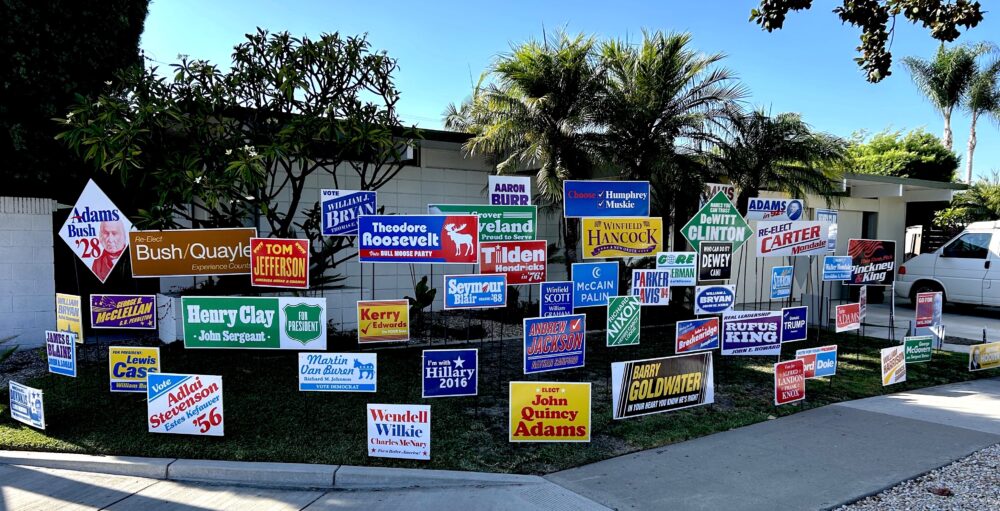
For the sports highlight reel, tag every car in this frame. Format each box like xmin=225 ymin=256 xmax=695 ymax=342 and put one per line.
xmin=896 ymin=221 xmax=1000 ymax=307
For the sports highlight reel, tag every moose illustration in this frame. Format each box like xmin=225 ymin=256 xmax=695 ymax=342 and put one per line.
xmin=354 ymin=359 xmax=375 ymax=380
xmin=444 ymin=223 xmax=474 ymax=256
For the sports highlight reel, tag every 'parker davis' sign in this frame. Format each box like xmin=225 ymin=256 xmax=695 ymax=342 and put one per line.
xmin=682 ymin=191 xmax=753 ymax=251
xmin=479 ymin=240 xmax=546 ymax=284
xmin=849 ymin=239 xmax=896 ymax=286
xmin=509 ymin=382 xmax=591 ymax=442
xmin=129 ymin=228 xmax=256 ymax=277
xmin=694 ymin=285 xmax=735 ymax=315
xmin=823 ymin=256 xmax=852 ymax=281
xmin=770 ymin=266 xmax=793 ymax=300
xmin=755 ymin=221 xmax=830 ymax=257
xmin=321 ymin=189 xmax=376 ymax=236
xmin=611 ymin=352 xmax=714 ymax=420
xmin=631 ymin=269 xmax=670 ymax=305
xmin=147 ymin=373 xmax=224 ymax=436
xmin=795 ymin=345 xmax=838 ymax=379
xmin=698 ymin=242 xmax=732 ymax=281
xmin=745 ymin=197 xmax=805 ymax=222
xmin=58 ymin=179 xmax=133 ymax=283
xmin=582 ymin=217 xmax=663 ymax=259
xmin=182 ymin=296 xmax=327 ymax=350
xmin=90 ymin=294 xmax=156 ymax=329
xmin=523 ymin=314 xmax=586 ymax=374
xmin=540 ymin=281 xmax=573 ymax=317
xmin=367 ymin=403 xmax=431 ymax=460
xmin=444 ymin=274 xmax=506 ymax=309
xmin=358 ymin=214 xmax=479 ymax=264
xmin=299 ymin=352 xmax=376 ymax=392
xmin=109 ymin=346 xmax=160 ymax=393
xmin=675 ymin=317 xmax=720 ymax=354
xmin=422 ymin=349 xmax=477 ymax=398
xmin=563 ymin=180 xmax=651 ymax=218
xmin=656 ymin=251 xmax=696 ymax=287
xmin=45 ymin=331 xmax=76 ymax=377
xmin=781 ymin=306 xmax=808 ymax=343
xmin=721 ymin=310 xmax=782 ymax=356
xmin=572 ymin=261 xmax=618 ymax=308
xmin=489 ymin=175 xmax=531 ymax=205
xmin=8 ymin=381 xmax=44 ymax=430
xmin=428 ymin=204 xmax=537 ymax=242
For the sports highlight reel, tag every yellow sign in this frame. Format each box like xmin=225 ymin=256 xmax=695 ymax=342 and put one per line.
xmin=509 ymin=382 xmax=591 ymax=442
xmin=56 ymin=293 xmax=83 ymax=343
xmin=357 ymin=299 xmax=410 ymax=343
xmin=108 ymin=346 xmax=161 ymax=392
xmin=582 ymin=217 xmax=663 ymax=259
xmin=970 ymin=342 xmax=1000 ymax=372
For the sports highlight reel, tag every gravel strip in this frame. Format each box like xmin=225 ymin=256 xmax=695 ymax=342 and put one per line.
xmin=838 ymin=443 xmax=1000 ymax=511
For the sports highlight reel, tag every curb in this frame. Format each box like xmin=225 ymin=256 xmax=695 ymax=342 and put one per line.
xmin=0 ymin=451 xmax=173 ymax=479
xmin=168 ymin=458 xmax=339 ymax=489
xmin=335 ymin=465 xmax=544 ymax=489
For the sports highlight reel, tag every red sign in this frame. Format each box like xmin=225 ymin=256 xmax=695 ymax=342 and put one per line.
xmin=915 ymin=292 xmax=940 ymax=328
xmin=250 ymin=238 xmax=309 ymax=289
xmin=479 ymin=240 xmax=546 ymax=284
xmin=835 ymin=303 xmax=861 ymax=333
xmin=774 ymin=359 xmax=805 ymax=405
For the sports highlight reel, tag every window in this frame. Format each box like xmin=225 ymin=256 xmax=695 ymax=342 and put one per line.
xmin=942 ymin=232 xmax=992 ymax=259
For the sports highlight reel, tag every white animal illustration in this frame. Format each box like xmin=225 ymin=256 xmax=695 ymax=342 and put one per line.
xmin=444 ymin=223 xmax=474 ymax=256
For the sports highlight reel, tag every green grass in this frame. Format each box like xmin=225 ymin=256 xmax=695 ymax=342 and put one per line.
xmin=0 ymin=325 xmax=993 ymax=474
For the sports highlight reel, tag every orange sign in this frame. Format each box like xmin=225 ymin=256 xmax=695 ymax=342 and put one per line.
xmin=250 ymin=238 xmax=309 ymax=289
xmin=129 ymin=228 xmax=256 ymax=277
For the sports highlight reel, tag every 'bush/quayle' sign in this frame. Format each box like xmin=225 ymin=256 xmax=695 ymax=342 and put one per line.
xmin=582 ymin=217 xmax=663 ymax=258
xmin=509 ymin=382 xmax=591 ymax=442
xmin=721 ymin=310 xmax=782 ymax=356
xmin=58 ymin=179 xmax=133 ymax=284
xmin=367 ymin=404 xmax=431 ymax=460
xmin=572 ymin=262 xmax=618 ymax=308
xmin=147 ymin=373 xmax=224 ymax=436
xmin=795 ymin=345 xmax=838 ymax=379
xmin=540 ymin=281 xmax=573 ymax=317
xmin=683 ymin=191 xmax=753 ymax=251
xmin=8 ymin=381 xmax=44 ymax=430
xmin=607 ymin=296 xmax=641 ymax=347
xmin=129 ymin=228 xmax=256 ymax=277
xmin=298 ymin=352 xmax=376 ymax=392
xmin=427 ymin=204 xmax=537 ymax=242
xmin=745 ymin=197 xmax=805 ymax=222
xmin=611 ymin=352 xmax=714 ymax=420
xmin=444 ymin=274 xmax=506 ymax=309
xmin=523 ymin=314 xmax=586 ymax=374
xmin=656 ymin=251 xmax=696 ymax=286
xmin=45 ymin=331 xmax=76 ymax=377
xmin=479 ymin=240 xmax=546 ymax=284
xmin=109 ymin=346 xmax=160 ymax=393
xmin=182 ymin=297 xmax=327 ymax=350
xmin=90 ymin=295 xmax=156 ymax=329
xmin=675 ymin=318 xmax=720 ymax=354
xmin=250 ymin=238 xmax=309 ymax=289
xmin=563 ymin=180 xmax=650 ymax=218
xmin=849 ymin=239 xmax=896 ymax=286
xmin=694 ymin=285 xmax=735 ymax=315
xmin=357 ymin=300 xmax=409 ymax=343
xmin=755 ymin=221 xmax=830 ymax=257
xmin=321 ymin=189 xmax=377 ymax=236
xmin=358 ymin=215 xmax=479 ymax=264
xmin=422 ymin=349 xmax=477 ymax=398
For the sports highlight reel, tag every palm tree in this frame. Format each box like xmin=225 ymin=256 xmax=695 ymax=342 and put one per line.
xmin=711 ymin=108 xmax=847 ymax=215
xmin=934 ymin=171 xmax=1000 ymax=228
xmin=962 ymin=56 xmax=1000 ymax=183
xmin=902 ymin=44 xmax=982 ymax=152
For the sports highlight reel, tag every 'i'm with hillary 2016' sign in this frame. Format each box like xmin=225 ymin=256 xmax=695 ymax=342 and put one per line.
xmin=444 ymin=274 xmax=506 ymax=309
xmin=182 ymin=297 xmax=326 ymax=350
xmin=321 ymin=190 xmax=376 ymax=236
xmin=148 ymin=373 xmax=224 ymax=436
xmin=683 ymin=191 xmax=753 ymax=251
xmin=358 ymin=215 xmax=479 ymax=263
xmin=611 ymin=352 xmax=714 ymax=419
xmin=563 ymin=180 xmax=650 ymax=218
xmin=722 ymin=310 xmax=782 ymax=356
xmin=422 ymin=349 xmax=477 ymax=398
xmin=428 ymin=204 xmax=537 ymax=242
xmin=523 ymin=314 xmax=586 ymax=374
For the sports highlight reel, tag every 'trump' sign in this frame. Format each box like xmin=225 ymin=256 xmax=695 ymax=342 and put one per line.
xmin=358 ymin=215 xmax=479 ymax=263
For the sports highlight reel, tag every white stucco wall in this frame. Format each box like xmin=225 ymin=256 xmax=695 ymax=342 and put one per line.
xmin=0 ymin=197 xmax=56 ymax=348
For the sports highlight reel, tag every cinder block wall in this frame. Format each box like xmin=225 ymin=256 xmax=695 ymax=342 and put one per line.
xmin=0 ymin=197 xmax=55 ymax=348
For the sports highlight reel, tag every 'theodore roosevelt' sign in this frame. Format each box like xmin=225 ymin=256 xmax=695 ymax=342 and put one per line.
xmin=181 ymin=296 xmax=326 ymax=350
xmin=129 ymin=228 xmax=256 ymax=277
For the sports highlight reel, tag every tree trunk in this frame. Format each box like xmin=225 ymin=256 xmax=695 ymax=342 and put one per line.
xmin=563 ymin=217 xmax=579 ymax=280
xmin=943 ymin=109 xmax=953 ymax=151
xmin=966 ymin=112 xmax=978 ymax=184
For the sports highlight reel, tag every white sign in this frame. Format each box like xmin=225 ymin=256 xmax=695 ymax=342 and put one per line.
xmin=701 ymin=183 xmax=735 ymax=205
xmin=147 ymin=373 xmax=224 ymax=436
xmin=746 ymin=198 xmax=805 ymax=221
xmin=58 ymin=180 xmax=133 ymax=283
xmin=755 ymin=221 xmax=830 ymax=257
xmin=489 ymin=175 xmax=531 ymax=206
xmin=367 ymin=403 xmax=431 ymax=460
xmin=656 ymin=251 xmax=697 ymax=286
xmin=8 ymin=381 xmax=44 ymax=430
xmin=298 ymin=353 xmax=376 ymax=392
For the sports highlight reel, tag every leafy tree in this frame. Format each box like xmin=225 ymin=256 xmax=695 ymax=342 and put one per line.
xmin=902 ymin=43 xmax=986 ymax=151
xmin=0 ymin=0 xmax=149 ymax=200
xmin=962 ymin=54 xmax=1000 ymax=183
xmin=58 ymin=29 xmax=418 ymax=290
xmin=934 ymin=171 xmax=1000 ymax=227
xmin=848 ymin=128 xmax=959 ymax=181
xmin=750 ymin=0 xmax=985 ymax=82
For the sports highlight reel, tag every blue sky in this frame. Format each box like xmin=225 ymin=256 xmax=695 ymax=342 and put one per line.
xmin=141 ymin=0 xmax=1000 ymax=180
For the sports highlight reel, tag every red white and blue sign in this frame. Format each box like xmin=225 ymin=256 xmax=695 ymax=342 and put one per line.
xmin=422 ymin=349 xmax=478 ymax=398
xmin=675 ymin=318 xmax=720 ymax=354
xmin=781 ymin=306 xmax=808 ymax=343
xmin=45 ymin=331 xmax=77 ymax=377
xmin=631 ymin=269 xmax=670 ymax=305
xmin=523 ymin=314 xmax=586 ymax=374
xmin=358 ymin=215 xmax=479 ymax=264
xmin=795 ymin=345 xmax=838 ymax=378
xmin=694 ymin=285 xmax=735 ymax=315
xmin=721 ymin=310 xmax=782 ymax=356
xmin=563 ymin=180 xmax=650 ymax=218
xmin=770 ymin=266 xmax=793 ymax=300
xmin=443 ymin=274 xmax=506 ymax=309
xmin=540 ymin=281 xmax=573 ymax=317
xmin=572 ymin=262 xmax=619 ymax=308
xmin=321 ymin=190 xmax=377 ymax=236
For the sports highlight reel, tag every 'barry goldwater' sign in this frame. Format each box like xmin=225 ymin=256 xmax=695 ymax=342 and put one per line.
xmin=58 ymin=179 xmax=133 ymax=283
xmin=563 ymin=180 xmax=650 ymax=218
xmin=129 ymin=228 xmax=255 ymax=277
xmin=147 ymin=373 xmax=224 ymax=436
xmin=299 ymin=353 xmax=376 ymax=392
xmin=540 ymin=281 xmax=573 ymax=317
xmin=109 ymin=346 xmax=160 ymax=393
xmin=607 ymin=296 xmax=641 ymax=347
xmin=422 ymin=349 xmax=477 ymax=398
xmin=611 ymin=353 xmax=714 ymax=419
xmin=523 ymin=314 xmax=586 ymax=374
xmin=45 ymin=331 xmax=76 ymax=377
xmin=489 ymin=175 xmax=531 ymax=205
xmin=904 ymin=336 xmax=933 ymax=363
xmin=755 ymin=221 xmax=829 ymax=257
xmin=795 ymin=345 xmax=837 ymax=379
xmin=443 ymin=274 xmax=506 ymax=309
xmin=675 ymin=318 xmax=720 ymax=354
xmin=9 ymin=381 xmax=44 ymax=430
xmin=182 ymin=297 xmax=326 ymax=350
xmin=479 ymin=240 xmax=546 ymax=284
xmin=631 ymin=269 xmax=670 ymax=305
xmin=321 ymin=189 xmax=376 ymax=236
xmin=683 ymin=191 xmax=753 ymax=251
xmin=582 ymin=217 xmax=663 ymax=258
xmin=572 ymin=261 xmax=618 ymax=308
xmin=745 ymin=198 xmax=805 ymax=221
xmin=428 ymin=204 xmax=537 ymax=242
xmin=358 ymin=214 xmax=479 ymax=263
xmin=721 ymin=310 xmax=782 ymax=356
xmin=509 ymin=382 xmax=591 ymax=442
xmin=656 ymin=251 xmax=696 ymax=286
xmin=90 ymin=294 xmax=156 ymax=329
xmin=694 ymin=285 xmax=735 ymax=315
xmin=367 ymin=404 xmax=431 ymax=460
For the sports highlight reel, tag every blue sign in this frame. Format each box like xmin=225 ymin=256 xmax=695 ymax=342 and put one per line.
xmin=781 ymin=306 xmax=808 ymax=343
xmin=8 ymin=381 xmax=44 ymax=430
xmin=422 ymin=349 xmax=478 ymax=398
xmin=540 ymin=281 xmax=573 ymax=317
xmin=357 ymin=214 xmax=479 ymax=264
xmin=45 ymin=330 xmax=76 ymax=377
xmin=563 ymin=180 xmax=650 ymax=218
xmin=321 ymin=190 xmax=377 ymax=236
xmin=815 ymin=209 xmax=838 ymax=252
xmin=770 ymin=266 xmax=793 ymax=300
xmin=443 ymin=274 xmax=506 ymax=309
xmin=823 ymin=256 xmax=852 ymax=281
xmin=524 ymin=315 xmax=586 ymax=374
xmin=572 ymin=262 xmax=619 ymax=308
xmin=694 ymin=285 xmax=735 ymax=315
xmin=795 ymin=345 xmax=837 ymax=378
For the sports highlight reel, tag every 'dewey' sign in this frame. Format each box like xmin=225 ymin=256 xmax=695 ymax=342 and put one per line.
xmin=721 ymin=310 xmax=782 ymax=356
xmin=90 ymin=295 xmax=156 ymax=329
xmin=358 ymin=300 xmax=409 ymax=343
xmin=699 ymin=242 xmax=732 ymax=281
xmin=109 ymin=346 xmax=160 ymax=393
xmin=58 ymin=179 xmax=133 ymax=283
xmin=611 ymin=352 xmax=714 ymax=419
xmin=428 ymin=204 xmax=537 ymax=242
xmin=523 ymin=314 xmax=586 ymax=374
xmin=509 ymin=382 xmax=591 ymax=442
xmin=358 ymin=215 xmax=479 ymax=264
xmin=694 ymin=285 xmax=735 ymax=315
xmin=631 ymin=269 xmax=670 ymax=305
xmin=367 ymin=404 xmax=430 ymax=460
xmin=795 ymin=345 xmax=837 ymax=379
xmin=182 ymin=297 xmax=327 ymax=350
xmin=755 ymin=221 xmax=829 ymax=257
xmin=299 ymin=352 xmax=376 ymax=392
xmin=479 ymin=240 xmax=546 ymax=284
xmin=683 ymin=191 xmax=753 ymax=251
xmin=835 ymin=303 xmax=861 ymax=333
xmin=422 ymin=349 xmax=477 ymax=398
xmin=489 ymin=175 xmax=531 ymax=205
xmin=849 ymin=239 xmax=896 ymax=286
xmin=774 ymin=359 xmax=805 ymax=406
xmin=675 ymin=318 xmax=720 ymax=353
xmin=563 ymin=180 xmax=650 ymax=218
xmin=129 ymin=228 xmax=256 ymax=277
xmin=540 ymin=281 xmax=573 ymax=317
xmin=746 ymin=197 xmax=805 ymax=221
xmin=572 ymin=262 xmax=618 ymax=308
xmin=656 ymin=251 xmax=696 ymax=286
xmin=582 ymin=217 xmax=663 ymax=258
xmin=45 ymin=331 xmax=76 ymax=377
xmin=250 ymin=238 xmax=309 ymax=289
xmin=321 ymin=189 xmax=377 ymax=236
xmin=444 ymin=274 xmax=507 ymax=309
xmin=148 ymin=373 xmax=224 ymax=436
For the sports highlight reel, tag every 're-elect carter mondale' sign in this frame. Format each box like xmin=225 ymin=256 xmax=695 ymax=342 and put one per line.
xmin=358 ymin=215 xmax=479 ymax=264
xmin=755 ymin=221 xmax=830 ymax=257
xmin=129 ymin=228 xmax=255 ymax=277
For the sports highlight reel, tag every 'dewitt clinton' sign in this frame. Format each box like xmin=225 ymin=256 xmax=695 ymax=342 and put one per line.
xmin=683 ymin=191 xmax=752 ymax=251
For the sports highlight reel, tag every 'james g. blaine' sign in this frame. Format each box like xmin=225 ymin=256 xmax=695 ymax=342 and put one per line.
xmin=129 ymin=228 xmax=256 ymax=277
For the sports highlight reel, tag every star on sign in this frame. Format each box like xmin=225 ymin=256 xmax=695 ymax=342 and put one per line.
xmin=453 ymin=356 xmax=465 ymax=368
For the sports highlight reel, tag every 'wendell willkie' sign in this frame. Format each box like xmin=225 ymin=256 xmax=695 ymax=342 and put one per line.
xmin=367 ymin=404 xmax=431 ymax=460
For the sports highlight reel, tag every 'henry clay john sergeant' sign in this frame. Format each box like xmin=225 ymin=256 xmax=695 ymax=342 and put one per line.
xmin=129 ymin=228 xmax=256 ymax=277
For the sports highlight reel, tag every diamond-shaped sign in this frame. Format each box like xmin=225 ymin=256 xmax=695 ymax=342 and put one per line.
xmin=682 ymin=191 xmax=752 ymax=251
xmin=58 ymin=180 xmax=133 ymax=283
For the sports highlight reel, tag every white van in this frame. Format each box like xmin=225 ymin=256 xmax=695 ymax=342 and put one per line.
xmin=896 ymin=221 xmax=1000 ymax=306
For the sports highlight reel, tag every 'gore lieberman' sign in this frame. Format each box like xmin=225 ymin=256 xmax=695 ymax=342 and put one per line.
xmin=683 ymin=191 xmax=753 ymax=251
xmin=250 ymin=238 xmax=309 ymax=289
xmin=182 ymin=296 xmax=326 ymax=350
xmin=611 ymin=352 xmax=714 ymax=419
xmin=129 ymin=228 xmax=255 ymax=277
xmin=427 ymin=204 xmax=537 ymax=242
xmin=656 ymin=251 xmax=696 ymax=286
xmin=582 ymin=217 xmax=663 ymax=258
xmin=755 ymin=221 xmax=829 ymax=257
xmin=849 ymin=239 xmax=895 ymax=286
xmin=358 ymin=215 xmax=479 ymax=264
xmin=479 ymin=240 xmax=546 ymax=284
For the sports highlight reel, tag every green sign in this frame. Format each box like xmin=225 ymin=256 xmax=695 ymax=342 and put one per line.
xmin=607 ymin=295 xmax=641 ymax=347
xmin=682 ymin=191 xmax=752 ymax=251
xmin=182 ymin=296 xmax=326 ymax=350
xmin=904 ymin=336 xmax=933 ymax=363
xmin=427 ymin=204 xmax=537 ymax=241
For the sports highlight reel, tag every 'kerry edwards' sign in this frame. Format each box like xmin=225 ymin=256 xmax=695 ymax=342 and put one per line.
xmin=357 ymin=300 xmax=409 ymax=343
xmin=182 ymin=297 xmax=326 ymax=350
xmin=422 ymin=349 xmax=477 ymax=398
